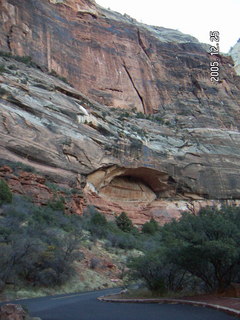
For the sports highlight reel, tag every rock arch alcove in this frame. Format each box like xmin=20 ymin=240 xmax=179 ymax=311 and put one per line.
xmin=84 ymin=166 xmax=240 ymax=226
xmin=85 ymin=165 xmax=177 ymax=205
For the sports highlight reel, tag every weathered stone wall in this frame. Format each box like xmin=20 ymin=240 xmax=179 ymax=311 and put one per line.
xmin=0 ymin=0 xmax=240 ymax=224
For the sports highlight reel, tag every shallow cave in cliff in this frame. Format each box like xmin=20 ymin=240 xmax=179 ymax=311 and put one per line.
xmin=99 ymin=175 xmax=157 ymax=202
xmin=86 ymin=166 xmax=177 ymax=203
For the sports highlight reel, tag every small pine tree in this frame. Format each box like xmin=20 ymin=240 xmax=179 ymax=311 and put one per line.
xmin=0 ymin=179 xmax=12 ymax=206
xmin=115 ymin=212 xmax=133 ymax=232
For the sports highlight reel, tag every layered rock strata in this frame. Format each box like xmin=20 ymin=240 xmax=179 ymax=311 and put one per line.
xmin=0 ymin=55 xmax=240 ymax=224
xmin=1 ymin=0 xmax=240 ymax=224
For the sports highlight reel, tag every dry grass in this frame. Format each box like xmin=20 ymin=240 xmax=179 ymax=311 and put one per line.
xmin=119 ymin=288 xmax=200 ymax=300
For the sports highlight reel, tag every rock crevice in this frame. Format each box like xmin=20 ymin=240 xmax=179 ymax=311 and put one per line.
xmin=122 ymin=63 xmax=146 ymax=113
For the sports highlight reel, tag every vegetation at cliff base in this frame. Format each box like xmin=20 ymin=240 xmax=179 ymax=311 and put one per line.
xmin=0 ymin=198 xmax=146 ymax=295
xmin=128 ymin=206 xmax=240 ymax=294
xmin=0 ymin=195 xmax=83 ymax=292
xmin=83 ymin=208 xmax=140 ymax=250
xmin=0 ymin=179 xmax=12 ymax=205
xmin=115 ymin=212 xmax=134 ymax=232
xmin=142 ymin=218 xmax=159 ymax=235
xmin=1 ymin=187 xmax=240 ymax=299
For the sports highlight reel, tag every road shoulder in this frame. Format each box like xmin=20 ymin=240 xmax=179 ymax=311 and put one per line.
xmin=98 ymin=294 xmax=240 ymax=318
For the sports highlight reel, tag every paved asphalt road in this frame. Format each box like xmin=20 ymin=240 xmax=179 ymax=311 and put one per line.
xmin=1 ymin=288 xmax=238 ymax=320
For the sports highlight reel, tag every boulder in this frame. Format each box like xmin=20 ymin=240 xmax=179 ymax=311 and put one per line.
xmin=0 ymin=304 xmax=40 ymax=320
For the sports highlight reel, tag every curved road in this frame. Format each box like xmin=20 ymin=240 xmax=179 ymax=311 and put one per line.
xmin=1 ymin=288 xmax=237 ymax=320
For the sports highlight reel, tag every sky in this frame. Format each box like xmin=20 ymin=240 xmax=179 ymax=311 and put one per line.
xmin=96 ymin=0 xmax=240 ymax=53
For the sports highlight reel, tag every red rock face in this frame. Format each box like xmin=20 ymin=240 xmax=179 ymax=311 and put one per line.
xmin=1 ymin=0 xmax=240 ymax=127
xmin=1 ymin=0 xmax=240 ymax=225
xmin=0 ymin=166 xmax=85 ymax=215
xmin=0 ymin=166 xmax=50 ymax=202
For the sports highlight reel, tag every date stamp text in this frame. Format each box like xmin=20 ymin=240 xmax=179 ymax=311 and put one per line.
xmin=209 ymin=31 xmax=220 ymax=82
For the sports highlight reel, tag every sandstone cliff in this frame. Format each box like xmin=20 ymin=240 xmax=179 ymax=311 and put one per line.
xmin=1 ymin=55 xmax=240 ymax=224
xmin=0 ymin=0 xmax=240 ymax=225
xmin=1 ymin=0 xmax=240 ymax=122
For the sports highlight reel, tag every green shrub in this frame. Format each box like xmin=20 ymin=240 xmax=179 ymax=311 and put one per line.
xmin=14 ymin=162 xmax=36 ymax=173
xmin=0 ymin=195 xmax=83 ymax=290
xmin=47 ymin=196 xmax=65 ymax=211
xmin=48 ymin=70 xmax=69 ymax=84
xmin=161 ymin=207 xmax=240 ymax=292
xmin=0 ymin=51 xmax=12 ymax=58
xmin=0 ymin=64 xmax=6 ymax=74
xmin=106 ymin=231 xmax=138 ymax=250
xmin=154 ymin=116 xmax=164 ymax=124
xmin=87 ymin=213 xmax=108 ymax=240
xmin=0 ymin=160 xmax=35 ymax=174
xmin=142 ymin=218 xmax=159 ymax=235
xmin=13 ymin=55 xmax=38 ymax=68
xmin=118 ymin=111 xmax=131 ymax=120
xmin=130 ymin=206 xmax=240 ymax=294
xmin=0 ymin=179 xmax=12 ymax=206
xmin=0 ymin=51 xmax=38 ymax=68
xmin=90 ymin=212 xmax=107 ymax=226
xmin=135 ymin=112 xmax=146 ymax=119
xmin=82 ymin=209 xmax=141 ymax=249
xmin=14 ymin=56 xmax=31 ymax=64
xmin=8 ymin=64 xmax=18 ymax=70
xmin=115 ymin=212 xmax=134 ymax=232
xmin=82 ymin=206 xmax=109 ymax=239
xmin=45 ymin=182 xmax=59 ymax=192
xmin=128 ymin=248 xmax=186 ymax=293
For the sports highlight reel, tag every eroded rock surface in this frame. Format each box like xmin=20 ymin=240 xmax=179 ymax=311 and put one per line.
xmin=0 ymin=54 xmax=240 ymax=224
xmin=0 ymin=165 xmax=85 ymax=215
xmin=0 ymin=0 xmax=240 ymax=224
